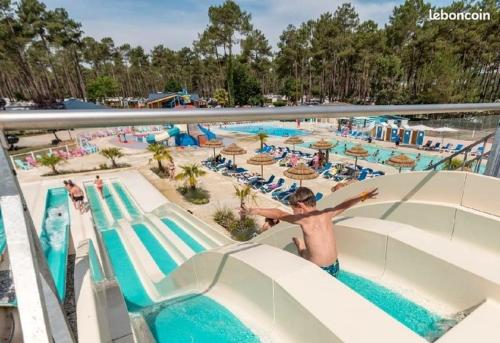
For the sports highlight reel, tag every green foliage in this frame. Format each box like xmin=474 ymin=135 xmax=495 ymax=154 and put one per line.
xmin=273 ymin=100 xmax=287 ymax=107
xmin=99 ymin=147 xmax=123 ymax=168
xmin=233 ymin=62 xmax=262 ymax=106
xmin=213 ymin=207 xmax=236 ymax=228
xmin=177 ymin=186 xmax=210 ymax=205
xmin=37 ymin=153 xmax=65 ymax=174
xmin=228 ymin=217 xmax=258 ymax=241
xmin=86 ymin=76 xmax=119 ymax=101
xmin=444 ymin=157 xmax=463 ymax=170
xmin=164 ymin=78 xmax=182 ymax=93
xmin=0 ymin=0 xmax=499 ymax=105
xmin=213 ymin=88 xmax=229 ymax=107
xmin=147 ymin=143 xmax=172 ymax=172
xmin=175 ymin=163 xmax=206 ymax=189
xmin=233 ymin=184 xmax=257 ymax=209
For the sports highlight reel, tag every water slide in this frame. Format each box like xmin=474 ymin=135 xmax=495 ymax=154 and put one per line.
xmin=146 ymin=126 xmax=180 ymax=144
xmin=83 ymin=177 xmax=426 ymax=342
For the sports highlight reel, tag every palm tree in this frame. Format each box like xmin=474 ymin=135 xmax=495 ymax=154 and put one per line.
xmin=38 ymin=154 xmax=65 ymax=174
xmin=256 ymin=132 xmax=268 ymax=150
xmin=147 ymin=143 xmax=172 ymax=172
xmin=100 ymin=147 xmax=124 ymax=168
xmin=234 ymin=184 xmax=257 ymax=219
xmin=175 ymin=164 xmax=206 ymax=190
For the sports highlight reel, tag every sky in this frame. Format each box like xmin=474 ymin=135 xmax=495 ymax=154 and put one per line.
xmin=43 ymin=0 xmax=454 ymax=52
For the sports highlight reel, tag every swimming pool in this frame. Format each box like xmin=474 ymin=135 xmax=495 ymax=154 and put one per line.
xmin=222 ymin=124 xmax=308 ymax=137
xmin=39 ymin=187 xmax=70 ymax=301
xmin=85 ymin=182 xmax=259 ymax=341
xmin=302 ymin=140 xmax=486 ymax=173
xmin=142 ymin=294 xmax=260 ymax=342
xmin=338 ymin=271 xmax=456 ymax=341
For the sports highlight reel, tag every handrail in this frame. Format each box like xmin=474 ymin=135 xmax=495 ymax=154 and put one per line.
xmin=1 ymin=103 xmax=499 ymax=130
xmin=425 ymin=131 xmax=495 ymax=171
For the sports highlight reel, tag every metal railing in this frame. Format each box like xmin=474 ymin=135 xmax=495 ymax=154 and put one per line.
xmin=0 ymin=103 xmax=499 ymax=130
xmin=424 ymin=131 xmax=495 ymax=172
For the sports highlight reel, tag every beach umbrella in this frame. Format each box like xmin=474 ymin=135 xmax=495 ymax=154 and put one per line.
xmin=221 ymin=143 xmax=247 ymax=166
xmin=284 ymin=163 xmax=318 ymax=186
xmin=434 ymin=127 xmax=459 ymax=144
xmin=386 ymin=153 xmax=416 ymax=173
xmin=247 ymin=153 xmax=276 ymax=178
xmin=345 ymin=144 xmax=369 ymax=171
xmin=201 ymin=139 xmax=224 ymax=159
xmin=284 ymin=136 xmax=304 ymax=150
xmin=311 ymin=139 xmax=334 ymax=162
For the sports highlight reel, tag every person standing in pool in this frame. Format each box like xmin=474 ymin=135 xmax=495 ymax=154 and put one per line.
xmin=69 ymin=181 xmax=85 ymax=214
xmin=94 ymin=175 xmax=104 ymax=198
xmin=241 ymin=187 xmax=378 ymax=277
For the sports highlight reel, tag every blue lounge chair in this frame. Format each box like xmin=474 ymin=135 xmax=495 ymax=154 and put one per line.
xmin=315 ymin=193 xmax=323 ymax=202
xmin=429 ymin=142 xmax=441 ymax=151
xmin=317 ymin=162 xmax=332 ymax=175
xmin=471 ymin=146 xmax=484 ymax=156
xmin=419 ymin=140 xmax=432 ymax=150
xmin=261 ymin=178 xmax=285 ymax=193
xmin=440 ymin=143 xmax=452 ymax=151
xmin=272 ymin=183 xmax=297 ymax=200
xmin=251 ymin=175 xmax=275 ymax=189
xmin=451 ymin=144 xmax=464 ymax=153
xmin=357 ymin=169 xmax=370 ymax=181
xmin=274 ymin=151 xmax=287 ymax=160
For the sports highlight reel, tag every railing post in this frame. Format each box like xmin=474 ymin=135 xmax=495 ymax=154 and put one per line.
xmin=461 ymin=149 xmax=469 ymax=171
xmin=485 ymin=120 xmax=500 ymax=178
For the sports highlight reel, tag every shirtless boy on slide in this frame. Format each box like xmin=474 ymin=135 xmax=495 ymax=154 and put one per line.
xmin=241 ymin=187 xmax=378 ymax=277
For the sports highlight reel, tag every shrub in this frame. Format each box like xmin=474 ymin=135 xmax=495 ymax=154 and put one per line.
xmin=228 ymin=217 xmax=258 ymax=241
xmin=177 ymin=186 xmax=210 ymax=205
xmin=213 ymin=207 xmax=236 ymax=228
xmin=444 ymin=157 xmax=463 ymax=170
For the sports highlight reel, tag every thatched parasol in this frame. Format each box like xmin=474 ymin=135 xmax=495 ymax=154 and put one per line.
xmin=247 ymin=153 xmax=276 ymax=178
xmin=345 ymin=144 xmax=369 ymax=171
xmin=311 ymin=139 xmax=333 ymax=162
xmin=284 ymin=163 xmax=318 ymax=186
xmin=284 ymin=136 xmax=304 ymax=150
xmin=221 ymin=143 xmax=247 ymax=166
xmin=386 ymin=153 xmax=416 ymax=173
xmin=201 ymin=139 xmax=224 ymax=159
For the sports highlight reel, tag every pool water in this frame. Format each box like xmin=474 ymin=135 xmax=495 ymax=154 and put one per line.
xmin=86 ymin=182 xmax=259 ymax=340
xmin=338 ymin=271 xmax=456 ymax=341
xmin=161 ymin=218 xmax=205 ymax=253
xmin=302 ymin=141 xmax=486 ymax=173
xmin=39 ymin=187 xmax=70 ymax=300
xmin=222 ymin=125 xmax=308 ymax=137
xmin=112 ymin=182 xmax=141 ymax=218
xmin=0 ymin=210 xmax=5 ymax=256
xmin=142 ymin=294 xmax=260 ymax=343
xmin=132 ymin=223 xmax=178 ymax=275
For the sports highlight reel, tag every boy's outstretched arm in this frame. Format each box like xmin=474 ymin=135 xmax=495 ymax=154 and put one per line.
xmin=324 ymin=188 xmax=378 ymax=218
xmin=241 ymin=207 xmax=303 ymax=224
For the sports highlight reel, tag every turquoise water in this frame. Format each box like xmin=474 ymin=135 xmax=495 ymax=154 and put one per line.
xmin=161 ymin=218 xmax=205 ymax=253
xmin=223 ymin=125 xmax=307 ymax=137
xmin=0 ymin=210 xmax=5 ymax=255
xmin=85 ymin=185 xmax=109 ymax=230
xmin=132 ymin=223 xmax=178 ymax=275
xmin=102 ymin=229 xmax=153 ymax=312
xmin=88 ymin=240 xmax=104 ymax=283
xmin=86 ymin=183 xmax=259 ymax=340
xmin=301 ymin=140 xmax=486 ymax=173
xmin=338 ymin=271 xmax=455 ymax=340
xmin=112 ymin=182 xmax=141 ymax=218
xmin=85 ymin=184 xmax=152 ymax=311
xmin=142 ymin=294 xmax=260 ymax=343
xmin=39 ymin=187 xmax=70 ymax=301
xmin=102 ymin=184 xmax=124 ymax=220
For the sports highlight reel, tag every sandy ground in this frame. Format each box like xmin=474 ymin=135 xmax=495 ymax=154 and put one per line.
xmin=15 ymin=121 xmax=490 ymax=233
